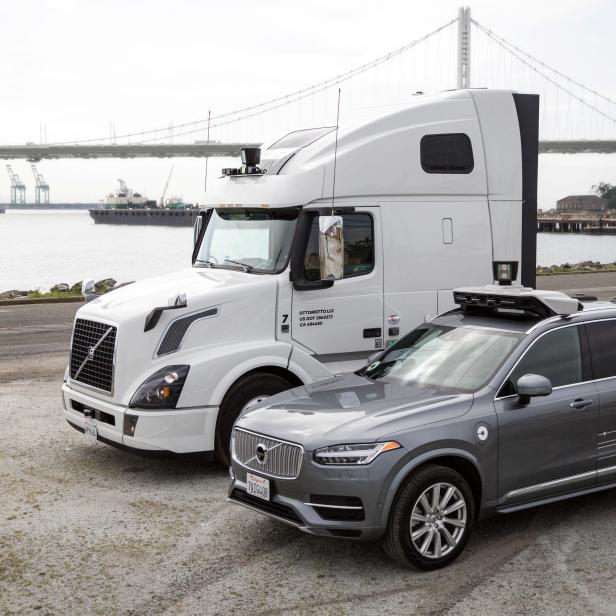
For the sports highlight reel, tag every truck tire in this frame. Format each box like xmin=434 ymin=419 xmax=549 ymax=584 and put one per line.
xmin=214 ymin=372 xmax=294 ymax=467
xmin=382 ymin=464 xmax=475 ymax=570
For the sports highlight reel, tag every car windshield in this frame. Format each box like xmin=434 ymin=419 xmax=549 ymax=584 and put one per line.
xmin=361 ymin=324 xmax=521 ymax=393
xmin=195 ymin=207 xmax=299 ymax=273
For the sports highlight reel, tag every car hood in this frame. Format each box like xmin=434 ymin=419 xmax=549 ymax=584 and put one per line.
xmin=235 ymin=372 xmax=474 ymax=451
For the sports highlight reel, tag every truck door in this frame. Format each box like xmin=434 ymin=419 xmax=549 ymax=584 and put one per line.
xmin=291 ymin=207 xmax=383 ymax=368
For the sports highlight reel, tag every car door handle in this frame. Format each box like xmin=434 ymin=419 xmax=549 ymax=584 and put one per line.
xmin=570 ymin=398 xmax=593 ymax=409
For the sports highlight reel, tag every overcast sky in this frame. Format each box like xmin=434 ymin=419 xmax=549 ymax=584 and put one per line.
xmin=1 ymin=0 xmax=614 ymax=206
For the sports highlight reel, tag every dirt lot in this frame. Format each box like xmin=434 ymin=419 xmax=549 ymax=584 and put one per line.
xmin=3 ymin=289 xmax=616 ymax=615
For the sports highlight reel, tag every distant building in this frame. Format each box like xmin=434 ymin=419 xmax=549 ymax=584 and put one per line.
xmin=556 ymin=195 xmax=608 ymax=212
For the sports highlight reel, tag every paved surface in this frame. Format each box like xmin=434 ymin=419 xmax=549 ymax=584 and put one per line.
xmin=537 ymin=272 xmax=616 ymax=300
xmin=3 ymin=276 xmax=616 ymax=615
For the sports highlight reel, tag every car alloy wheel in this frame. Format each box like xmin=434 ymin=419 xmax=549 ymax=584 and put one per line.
xmin=382 ymin=464 xmax=475 ymax=570
xmin=410 ymin=482 xmax=467 ymax=559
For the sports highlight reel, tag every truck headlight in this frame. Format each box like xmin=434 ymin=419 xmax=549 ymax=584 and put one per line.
xmin=313 ymin=441 xmax=401 ymax=465
xmin=129 ymin=365 xmax=190 ymax=410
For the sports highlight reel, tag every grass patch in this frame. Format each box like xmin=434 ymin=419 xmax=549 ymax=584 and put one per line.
xmin=27 ymin=290 xmax=82 ymax=299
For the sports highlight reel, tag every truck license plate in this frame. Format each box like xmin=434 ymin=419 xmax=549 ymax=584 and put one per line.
xmin=246 ymin=473 xmax=270 ymax=501
xmin=84 ymin=420 xmax=98 ymax=443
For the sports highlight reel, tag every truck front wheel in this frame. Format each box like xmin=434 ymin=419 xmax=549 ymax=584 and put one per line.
xmin=214 ymin=372 xmax=294 ymax=466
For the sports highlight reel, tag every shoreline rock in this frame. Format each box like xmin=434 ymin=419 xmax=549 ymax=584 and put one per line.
xmin=536 ymin=261 xmax=616 ymax=276
xmin=1 ymin=278 xmax=133 ymax=299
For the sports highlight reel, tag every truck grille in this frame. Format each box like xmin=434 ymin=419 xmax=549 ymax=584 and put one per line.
xmin=232 ymin=428 xmax=303 ymax=479
xmin=70 ymin=319 xmax=117 ymax=393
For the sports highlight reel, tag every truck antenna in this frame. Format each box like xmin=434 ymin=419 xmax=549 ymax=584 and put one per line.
xmin=204 ymin=109 xmax=211 ymax=192
xmin=331 ymin=88 xmax=341 ymax=214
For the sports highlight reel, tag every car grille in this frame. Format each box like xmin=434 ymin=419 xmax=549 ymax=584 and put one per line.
xmin=70 ymin=318 xmax=117 ymax=393
xmin=232 ymin=428 xmax=303 ymax=479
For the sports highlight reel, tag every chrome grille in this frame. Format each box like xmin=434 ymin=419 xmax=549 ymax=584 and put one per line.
xmin=232 ymin=428 xmax=303 ymax=479
xmin=70 ymin=319 xmax=117 ymax=393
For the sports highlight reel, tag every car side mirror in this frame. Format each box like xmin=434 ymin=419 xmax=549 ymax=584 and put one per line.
xmin=516 ymin=373 xmax=552 ymax=404
xmin=318 ymin=215 xmax=344 ymax=281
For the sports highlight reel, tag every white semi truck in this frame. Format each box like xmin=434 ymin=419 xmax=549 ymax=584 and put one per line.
xmin=62 ymin=89 xmax=539 ymax=464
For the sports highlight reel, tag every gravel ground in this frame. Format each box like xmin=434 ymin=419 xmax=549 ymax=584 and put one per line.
xmin=4 ymin=283 xmax=616 ymax=615
xmin=2 ymin=355 xmax=616 ymax=616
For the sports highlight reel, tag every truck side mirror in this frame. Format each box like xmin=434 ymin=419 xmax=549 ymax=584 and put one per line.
xmin=81 ymin=278 xmax=96 ymax=303
xmin=516 ymin=373 xmax=552 ymax=404
xmin=318 ymin=215 xmax=344 ymax=281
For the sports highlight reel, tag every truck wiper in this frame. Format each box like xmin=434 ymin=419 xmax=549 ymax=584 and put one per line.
xmin=194 ymin=258 xmax=216 ymax=268
xmin=224 ymin=259 xmax=254 ymax=273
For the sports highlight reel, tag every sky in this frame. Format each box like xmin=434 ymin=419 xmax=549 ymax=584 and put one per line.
xmin=1 ymin=0 xmax=615 ymax=207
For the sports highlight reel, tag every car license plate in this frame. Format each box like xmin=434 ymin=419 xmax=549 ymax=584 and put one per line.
xmin=84 ymin=420 xmax=98 ymax=443
xmin=246 ymin=472 xmax=270 ymax=501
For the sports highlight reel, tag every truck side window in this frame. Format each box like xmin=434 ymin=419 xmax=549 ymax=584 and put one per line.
xmin=585 ymin=320 xmax=616 ymax=379
xmin=420 ymin=133 xmax=474 ymax=174
xmin=303 ymin=213 xmax=374 ymax=281
xmin=500 ymin=326 xmax=583 ymax=396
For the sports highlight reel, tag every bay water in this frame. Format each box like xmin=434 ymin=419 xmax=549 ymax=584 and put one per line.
xmin=2 ymin=210 xmax=616 ymax=293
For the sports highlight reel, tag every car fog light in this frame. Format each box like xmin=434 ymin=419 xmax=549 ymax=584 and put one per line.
xmin=314 ymin=441 xmax=401 ymax=465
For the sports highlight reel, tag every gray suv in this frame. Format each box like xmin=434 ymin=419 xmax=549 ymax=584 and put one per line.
xmin=228 ymin=286 xmax=616 ymax=569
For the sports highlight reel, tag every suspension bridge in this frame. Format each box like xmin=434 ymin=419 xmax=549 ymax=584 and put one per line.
xmin=1 ymin=6 xmax=615 ymax=162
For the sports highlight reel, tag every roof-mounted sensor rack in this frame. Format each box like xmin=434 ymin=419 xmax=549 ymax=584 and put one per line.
xmin=453 ymin=285 xmax=583 ymax=319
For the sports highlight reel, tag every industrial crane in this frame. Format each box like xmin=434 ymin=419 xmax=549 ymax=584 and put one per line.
xmin=6 ymin=165 xmax=26 ymax=204
xmin=159 ymin=165 xmax=174 ymax=208
xmin=31 ymin=164 xmax=50 ymax=204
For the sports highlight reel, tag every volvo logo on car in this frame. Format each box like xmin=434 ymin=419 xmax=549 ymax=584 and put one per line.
xmin=88 ymin=346 xmax=96 ymax=359
xmin=255 ymin=443 xmax=268 ymax=464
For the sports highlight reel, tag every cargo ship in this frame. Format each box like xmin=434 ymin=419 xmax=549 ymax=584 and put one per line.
xmin=88 ymin=180 xmax=198 ymax=227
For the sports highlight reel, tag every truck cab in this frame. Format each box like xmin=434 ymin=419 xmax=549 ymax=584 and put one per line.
xmin=62 ymin=89 xmax=538 ymax=464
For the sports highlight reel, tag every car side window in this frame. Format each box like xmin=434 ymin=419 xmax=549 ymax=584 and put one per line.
xmin=585 ymin=320 xmax=616 ymax=379
xmin=501 ymin=326 xmax=583 ymax=396
xmin=303 ymin=213 xmax=374 ymax=281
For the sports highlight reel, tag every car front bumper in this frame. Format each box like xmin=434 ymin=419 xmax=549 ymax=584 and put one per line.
xmin=62 ymin=383 xmax=218 ymax=453
xmin=228 ymin=449 xmax=406 ymax=541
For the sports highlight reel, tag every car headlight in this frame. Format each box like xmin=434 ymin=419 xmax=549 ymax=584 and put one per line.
xmin=129 ymin=365 xmax=190 ymax=410
xmin=313 ymin=441 xmax=401 ymax=465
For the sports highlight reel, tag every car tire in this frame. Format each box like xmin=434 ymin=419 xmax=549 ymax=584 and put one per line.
xmin=214 ymin=372 xmax=294 ymax=467
xmin=382 ymin=464 xmax=475 ymax=570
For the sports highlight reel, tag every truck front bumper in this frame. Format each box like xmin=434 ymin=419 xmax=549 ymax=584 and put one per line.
xmin=62 ymin=383 xmax=218 ymax=453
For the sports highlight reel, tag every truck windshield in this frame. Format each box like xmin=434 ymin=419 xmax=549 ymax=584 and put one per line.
xmin=195 ymin=207 xmax=299 ymax=273
xmin=361 ymin=325 xmax=521 ymax=393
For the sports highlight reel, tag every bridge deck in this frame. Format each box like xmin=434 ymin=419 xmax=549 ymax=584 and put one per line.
xmin=0 ymin=140 xmax=615 ymax=160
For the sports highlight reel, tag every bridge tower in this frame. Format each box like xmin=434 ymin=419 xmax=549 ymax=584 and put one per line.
xmin=457 ymin=6 xmax=471 ymax=89
xmin=6 ymin=165 xmax=26 ymax=204
xmin=31 ymin=164 xmax=50 ymax=204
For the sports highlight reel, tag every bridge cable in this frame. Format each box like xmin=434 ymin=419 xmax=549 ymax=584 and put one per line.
xmin=52 ymin=18 xmax=457 ymax=145
xmin=473 ymin=20 xmax=616 ymax=129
